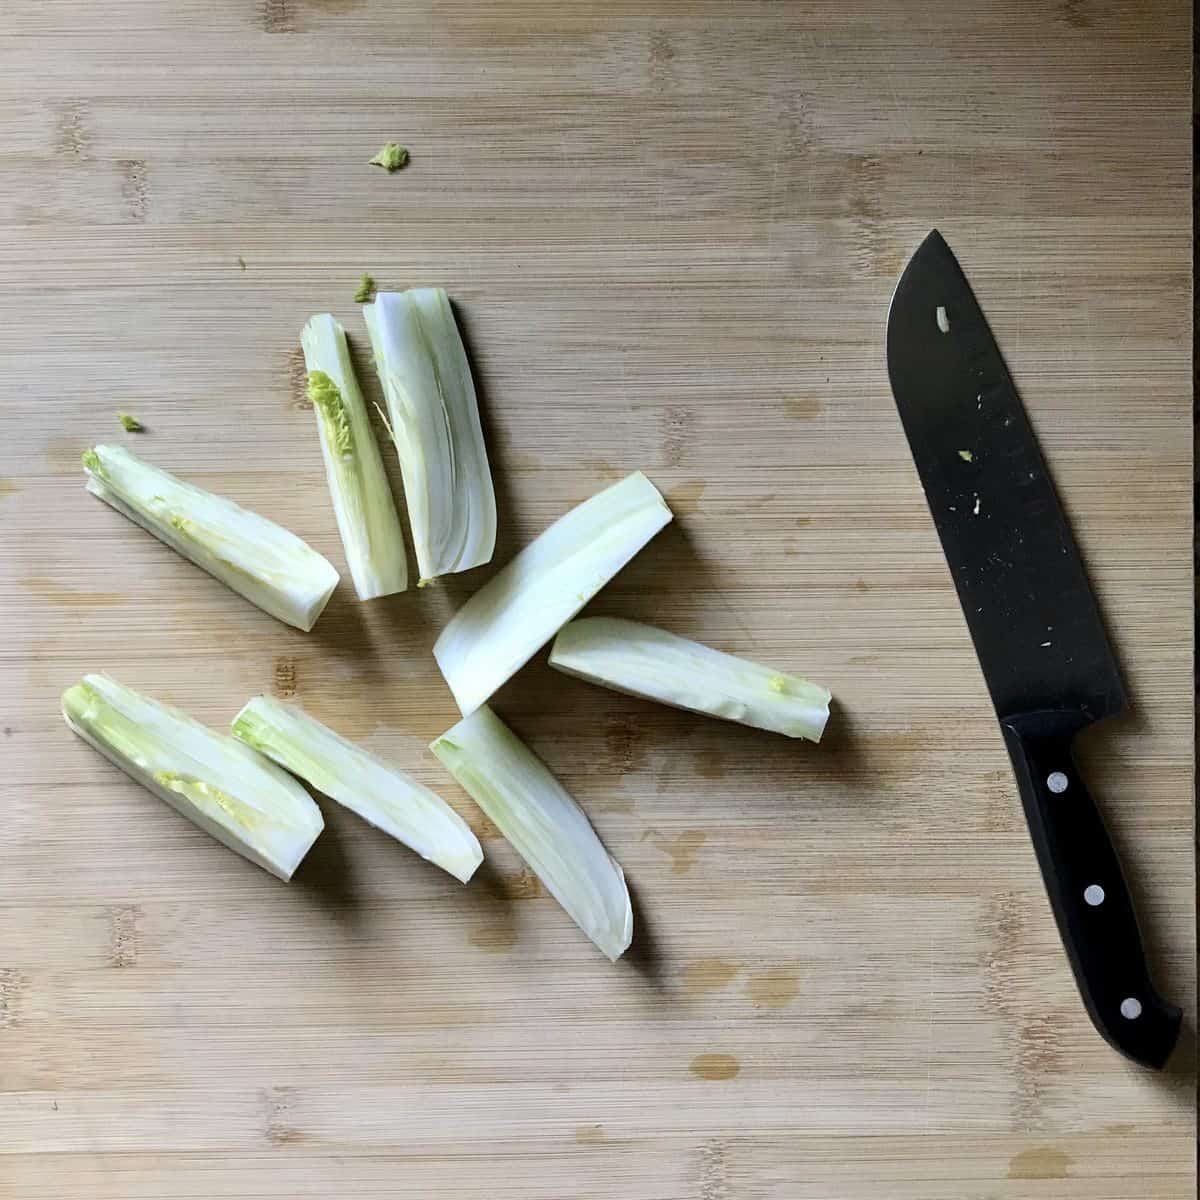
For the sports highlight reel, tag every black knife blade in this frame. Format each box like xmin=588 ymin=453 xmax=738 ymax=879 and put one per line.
xmin=886 ymin=230 xmax=1180 ymax=1069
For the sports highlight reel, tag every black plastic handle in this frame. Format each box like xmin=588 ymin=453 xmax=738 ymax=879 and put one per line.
xmin=1000 ymin=709 xmax=1180 ymax=1069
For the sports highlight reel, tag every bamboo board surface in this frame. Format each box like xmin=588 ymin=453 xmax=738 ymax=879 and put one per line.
xmin=0 ymin=2 xmax=1193 ymax=1197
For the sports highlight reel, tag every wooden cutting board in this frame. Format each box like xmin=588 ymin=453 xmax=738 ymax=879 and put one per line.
xmin=0 ymin=2 xmax=1193 ymax=1197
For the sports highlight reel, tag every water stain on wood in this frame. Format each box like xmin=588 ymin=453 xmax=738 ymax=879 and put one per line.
xmin=668 ymin=479 xmax=706 ymax=517
xmin=683 ymin=958 xmax=740 ymax=995
xmin=662 ymin=405 xmax=687 ymax=466
xmin=747 ymin=966 xmax=799 ymax=1008
xmin=784 ymin=398 xmax=822 ymax=420
xmin=605 ymin=718 xmax=647 ymax=773
xmin=109 ymin=904 xmax=142 ymax=968
xmin=272 ymin=656 xmax=297 ymax=699
xmin=261 ymin=1086 xmax=303 ymax=1145
xmin=119 ymin=159 xmax=149 ymax=222
xmin=498 ymin=867 xmax=542 ymax=900
xmin=795 ymin=516 xmax=812 ymax=527
xmin=55 ymin=101 xmax=88 ymax=157
xmin=594 ymin=796 xmax=635 ymax=815
xmin=689 ymin=1052 xmax=740 ymax=1081
xmin=699 ymin=1137 xmax=730 ymax=1200
xmin=854 ymin=578 xmax=870 ymax=593
xmin=0 ymin=478 xmax=20 ymax=500
xmin=469 ymin=922 xmax=517 ymax=953
xmin=696 ymin=749 xmax=726 ymax=780
xmin=0 ymin=969 xmax=26 ymax=1028
xmin=287 ymin=347 xmax=309 ymax=409
xmin=261 ymin=0 xmax=295 ymax=33
xmin=654 ymin=830 xmax=706 ymax=874
xmin=574 ymin=1124 xmax=606 ymax=1145
xmin=21 ymin=577 xmax=124 ymax=608
xmin=1008 ymin=1146 xmax=1071 ymax=1180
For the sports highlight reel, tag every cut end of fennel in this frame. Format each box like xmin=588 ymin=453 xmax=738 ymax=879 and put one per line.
xmin=431 ymin=706 xmax=632 ymax=961
xmin=362 ymin=289 xmax=496 ymax=583
xmin=433 ymin=471 xmax=673 ymax=716
xmin=300 ymin=313 xmax=408 ymax=601
xmin=62 ymin=674 xmax=323 ymax=881
xmin=82 ymin=444 xmax=340 ymax=631
xmin=231 ymin=696 xmax=482 ymax=883
xmin=550 ymin=617 xmax=833 ymax=742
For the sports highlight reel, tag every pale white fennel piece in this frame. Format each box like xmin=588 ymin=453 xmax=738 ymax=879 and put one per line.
xmin=433 ymin=471 xmax=673 ymax=715
xmin=300 ymin=313 xmax=408 ymax=599
xmin=362 ymin=289 xmax=496 ymax=583
xmin=431 ymin=706 xmax=632 ymax=961
xmin=62 ymin=674 xmax=323 ymax=881
xmin=231 ymin=696 xmax=482 ymax=883
xmin=550 ymin=617 xmax=832 ymax=742
xmin=81 ymin=444 xmax=340 ymax=631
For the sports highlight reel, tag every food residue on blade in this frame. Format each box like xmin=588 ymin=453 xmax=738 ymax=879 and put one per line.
xmin=973 ymin=495 xmax=981 ymax=515
xmin=957 ymin=449 xmax=973 ymax=462
xmin=1040 ymin=641 xmax=1052 ymax=648
xmin=936 ymin=305 xmax=950 ymax=333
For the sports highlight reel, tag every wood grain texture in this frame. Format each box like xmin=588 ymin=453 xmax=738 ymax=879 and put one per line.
xmin=0 ymin=1 xmax=1192 ymax=1196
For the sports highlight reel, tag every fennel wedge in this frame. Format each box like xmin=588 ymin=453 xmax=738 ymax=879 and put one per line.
xmin=550 ymin=617 xmax=832 ymax=742
xmin=433 ymin=471 xmax=672 ymax=715
xmin=300 ymin=314 xmax=408 ymax=600
xmin=232 ymin=697 xmax=482 ymax=883
xmin=363 ymin=289 xmax=496 ymax=583
xmin=63 ymin=674 xmax=323 ymax=881
xmin=431 ymin=706 xmax=631 ymax=961
xmin=82 ymin=444 xmax=339 ymax=631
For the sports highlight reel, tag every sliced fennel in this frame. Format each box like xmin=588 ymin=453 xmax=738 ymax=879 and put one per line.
xmin=433 ymin=471 xmax=672 ymax=715
xmin=363 ymin=289 xmax=496 ymax=583
xmin=550 ymin=617 xmax=832 ymax=742
xmin=62 ymin=674 xmax=323 ymax=881
xmin=431 ymin=706 xmax=631 ymax=961
xmin=231 ymin=696 xmax=482 ymax=883
xmin=82 ymin=444 xmax=339 ymax=631
xmin=300 ymin=314 xmax=408 ymax=600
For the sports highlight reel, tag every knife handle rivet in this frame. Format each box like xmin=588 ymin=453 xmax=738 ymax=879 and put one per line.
xmin=1120 ymin=997 xmax=1143 ymax=1020
xmin=1083 ymin=884 xmax=1105 ymax=907
xmin=1046 ymin=771 xmax=1069 ymax=794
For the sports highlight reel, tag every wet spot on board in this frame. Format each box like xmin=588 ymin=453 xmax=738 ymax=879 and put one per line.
xmin=0 ymin=969 xmax=26 ymax=1029
xmin=690 ymin=1052 xmax=740 ymax=1081
xmin=1008 ymin=1147 xmax=1071 ymax=1180
xmin=55 ymin=101 xmax=88 ymax=158
xmin=594 ymin=796 xmax=636 ymax=815
xmin=794 ymin=516 xmax=812 ymax=527
xmin=469 ymin=922 xmax=517 ymax=953
xmin=498 ymin=867 xmax=542 ymax=900
xmin=583 ymin=458 xmax=624 ymax=482
xmin=784 ymin=398 xmax=822 ymax=420
xmin=1104 ymin=1123 xmax=1135 ymax=1136
xmin=287 ymin=347 xmax=309 ymax=409
xmin=667 ymin=479 xmax=706 ymax=517
xmin=854 ymin=578 xmax=870 ymax=593
xmin=272 ymin=656 xmax=297 ymax=699
xmin=654 ymin=830 xmax=706 ymax=874
xmin=0 ymin=478 xmax=20 ymax=500
xmin=261 ymin=0 xmax=295 ymax=33
xmin=119 ymin=159 xmax=149 ymax=222
xmin=261 ymin=1086 xmax=303 ymax=1144
xmin=696 ymin=749 xmax=726 ymax=780
xmin=747 ymin=967 xmax=800 ymax=1008
xmin=849 ymin=653 xmax=880 ymax=665
xmin=782 ymin=540 xmax=799 ymax=556
xmin=109 ymin=904 xmax=142 ymax=968
xmin=661 ymin=405 xmax=686 ymax=466
xmin=468 ymin=812 xmax=503 ymax=840
xmin=21 ymin=577 xmax=124 ymax=608
xmin=605 ymin=718 xmax=647 ymax=774
xmin=683 ymin=958 xmax=740 ymax=995
xmin=574 ymin=1124 xmax=606 ymax=1145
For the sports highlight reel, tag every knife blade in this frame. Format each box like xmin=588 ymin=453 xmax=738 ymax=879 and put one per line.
xmin=886 ymin=230 xmax=1180 ymax=1069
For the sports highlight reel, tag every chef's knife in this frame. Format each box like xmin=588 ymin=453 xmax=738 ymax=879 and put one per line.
xmin=885 ymin=230 xmax=1181 ymax=1070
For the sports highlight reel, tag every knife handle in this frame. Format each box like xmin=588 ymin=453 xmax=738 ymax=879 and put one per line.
xmin=1000 ymin=710 xmax=1180 ymax=1069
